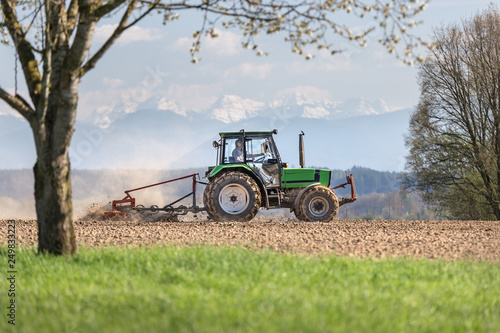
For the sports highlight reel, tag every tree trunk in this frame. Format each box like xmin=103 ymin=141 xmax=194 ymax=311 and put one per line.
xmin=31 ymin=79 xmax=79 ymax=255
xmin=34 ymin=153 xmax=77 ymax=255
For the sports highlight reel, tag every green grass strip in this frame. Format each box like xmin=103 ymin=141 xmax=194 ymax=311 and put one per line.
xmin=1 ymin=246 xmax=499 ymax=333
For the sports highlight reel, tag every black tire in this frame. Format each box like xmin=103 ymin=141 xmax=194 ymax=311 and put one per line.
xmin=204 ymin=171 xmax=261 ymax=222
xmin=203 ymin=181 xmax=216 ymax=220
xmin=295 ymin=186 xmax=339 ymax=222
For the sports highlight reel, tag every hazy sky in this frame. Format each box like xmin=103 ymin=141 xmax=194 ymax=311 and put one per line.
xmin=0 ymin=0 xmax=494 ymax=120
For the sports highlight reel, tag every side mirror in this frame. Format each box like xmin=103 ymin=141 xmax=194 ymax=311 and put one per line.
xmin=212 ymin=141 xmax=220 ymax=148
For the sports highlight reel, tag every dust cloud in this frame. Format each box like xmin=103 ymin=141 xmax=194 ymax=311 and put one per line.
xmin=0 ymin=196 xmax=36 ymax=219
xmin=1 ymin=168 xmax=207 ymax=220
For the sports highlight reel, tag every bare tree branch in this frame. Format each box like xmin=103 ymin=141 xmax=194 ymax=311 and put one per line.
xmin=80 ymin=0 xmax=141 ymax=77
xmin=36 ymin=0 xmax=53 ymax=122
xmin=93 ymin=0 xmax=129 ymax=18
xmin=0 ymin=86 xmax=35 ymax=120
xmin=0 ymin=0 xmax=42 ymax=106
xmin=66 ymin=0 xmax=102 ymax=72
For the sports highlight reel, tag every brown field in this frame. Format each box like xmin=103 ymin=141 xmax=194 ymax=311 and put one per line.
xmin=1 ymin=216 xmax=499 ymax=261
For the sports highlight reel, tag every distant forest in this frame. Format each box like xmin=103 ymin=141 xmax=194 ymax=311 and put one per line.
xmin=330 ymin=166 xmax=436 ymax=220
xmin=330 ymin=166 xmax=402 ymax=196
xmin=0 ymin=166 xmax=436 ymax=220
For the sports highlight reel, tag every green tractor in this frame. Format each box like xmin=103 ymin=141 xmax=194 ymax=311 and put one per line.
xmin=203 ymin=129 xmax=357 ymax=222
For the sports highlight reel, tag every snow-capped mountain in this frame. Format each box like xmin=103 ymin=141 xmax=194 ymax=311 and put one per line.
xmin=89 ymin=90 xmax=397 ymax=128
xmin=1 ymin=85 xmax=412 ymax=171
xmin=209 ymin=95 xmax=266 ymax=123
xmin=0 ymin=102 xmax=412 ymax=171
xmin=336 ymin=98 xmax=391 ymax=118
xmin=270 ymin=86 xmax=336 ymax=107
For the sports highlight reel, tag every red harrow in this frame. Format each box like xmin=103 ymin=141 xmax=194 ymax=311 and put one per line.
xmin=104 ymin=173 xmax=206 ymax=221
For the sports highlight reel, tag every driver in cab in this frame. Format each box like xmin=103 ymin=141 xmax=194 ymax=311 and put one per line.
xmin=232 ymin=138 xmax=265 ymax=163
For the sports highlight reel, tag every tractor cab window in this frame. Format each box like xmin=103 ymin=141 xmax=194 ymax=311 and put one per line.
xmin=246 ymin=136 xmax=280 ymax=187
xmin=222 ymin=137 xmax=244 ymax=164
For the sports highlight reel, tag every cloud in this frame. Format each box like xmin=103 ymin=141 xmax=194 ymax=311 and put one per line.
xmin=224 ymin=62 xmax=275 ymax=79
xmin=432 ymin=0 xmax=490 ymax=7
xmin=285 ymin=50 xmax=360 ymax=75
xmin=0 ymin=104 xmax=16 ymax=116
xmin=78 ymin=87 xmax=151 ymax=121
xmin=163 ymin=84 xmax=223 ymax=111
xmin=205 ymin=29 xmax=242 ymax=56
xmin=171 ymin=37 xmax=191 ymax=51
xmin=94 ymin=24 xmax=163 ymax=45
xmin=102 ymin=77 xmax=124 ymax=88
xmin=171 ymin=29 xmax=242 ymax=56
xmin=373 ymin=50 xmax=388 ymax=60
xmin=78 ymin=83 xmax=224 ymax=123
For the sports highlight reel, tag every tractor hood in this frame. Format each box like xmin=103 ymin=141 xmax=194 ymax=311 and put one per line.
xmin=281 ymin=168 xmax=331 ymax=189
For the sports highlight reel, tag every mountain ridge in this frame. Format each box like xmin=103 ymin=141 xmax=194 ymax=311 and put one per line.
xmin=90 ymin=94 xmax=399 ymax=128
xmin=0 ymin=97 xmax=412 ymax=171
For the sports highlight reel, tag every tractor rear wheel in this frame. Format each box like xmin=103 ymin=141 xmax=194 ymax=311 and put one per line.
xmin=295 ymin=185 xmax=339 ymax=222
xmin=204 ymin=171 xmax=261 ymax=222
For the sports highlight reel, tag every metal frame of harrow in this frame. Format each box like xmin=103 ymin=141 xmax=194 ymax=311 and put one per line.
xmin=104 ymin=173 xmax=206 ymax=219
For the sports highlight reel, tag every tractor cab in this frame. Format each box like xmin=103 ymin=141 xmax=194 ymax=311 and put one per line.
xmin=210 ymin=129 xmax=284 ymax=188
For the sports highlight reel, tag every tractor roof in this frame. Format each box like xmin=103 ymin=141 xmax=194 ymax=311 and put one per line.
xmin=219 ymin=130 xmax=277 ymax=138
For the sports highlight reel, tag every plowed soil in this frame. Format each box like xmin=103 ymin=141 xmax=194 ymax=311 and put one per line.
xmin=2 ymin=217 xmax=499 ymax=261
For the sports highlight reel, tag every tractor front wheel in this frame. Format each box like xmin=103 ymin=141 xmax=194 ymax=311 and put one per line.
xmin=295 ymin=186 xmax=339 ymax=222
xmin=204 ymin=171 xmax=261 ymax=222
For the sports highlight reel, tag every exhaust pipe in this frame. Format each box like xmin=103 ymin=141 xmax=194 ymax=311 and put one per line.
xmin=299 ymin=131 xmax=305 ymax=168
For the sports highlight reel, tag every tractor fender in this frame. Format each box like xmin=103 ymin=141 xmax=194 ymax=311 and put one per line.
xmin=293 ymin=182 xmax=322 ymax=210
xmin=210 ymin=167 xmax=269 ymax=209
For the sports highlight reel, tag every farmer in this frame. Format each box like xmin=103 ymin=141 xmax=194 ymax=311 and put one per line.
xmin=232 ymin=137 xmax=266 ymax=163
xmin=232 ymin=138 xmax=244 ymax=162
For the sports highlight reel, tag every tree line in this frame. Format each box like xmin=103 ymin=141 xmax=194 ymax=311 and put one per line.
xmin=331 ymin=166 xmax=402 ymax=196
xmin=338 ymin=190 xmax=437 ymax=220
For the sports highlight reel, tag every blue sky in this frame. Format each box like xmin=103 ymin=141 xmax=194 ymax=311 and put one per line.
xmin=0 ymin=0 xmax=495 ymax=120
